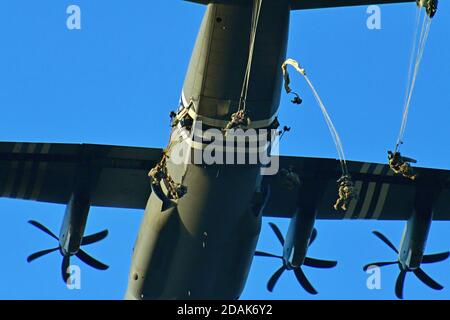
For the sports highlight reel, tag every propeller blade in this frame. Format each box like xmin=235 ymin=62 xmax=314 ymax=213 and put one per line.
xmin=395 ymin=269 xmax=407 ymax=299
xmin=413 ymin=268 xmax=444 ymax=291
xmin=308 ymin=228 xmax=317 ymax=247
xmin=76 ymin=249 xmax=109 ymax=270
xmin=268 ymin=223 xmax=284 ymax=246
xmin=294 ymin=268 xmax=318 ymax=295
xmin=422 ymin=252 xmax=450 ymax=264
xmin=28 ymin=220 xmax=58 ymax=240
xmin=61 ymin=255 xmax=70 ymax=284
xmin=267 ymin=265 xmax=286 ymax=292
xmin=255 ymin=251 xmax=282 ymax=259
xmin=303 ymin=257 xmax=337 ymax=269
xmin=363 ymin=261 xmax=397 ymax=271
xmin=373 ymin=231 xmax=399 ymax=254
xmin=27 ymin=247 xmax=59 ymax=263
xmin=81 ymin=230 xmax=109 ymax=246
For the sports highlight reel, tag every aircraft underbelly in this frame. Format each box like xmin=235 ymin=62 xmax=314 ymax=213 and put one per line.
xmin=125 ymin=163 xmax=263 ymax=299
xmin=125 ymin=0 xmax=289 ymax=300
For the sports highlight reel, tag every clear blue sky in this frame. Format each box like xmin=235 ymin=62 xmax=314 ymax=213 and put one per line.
xmin=0 ymin=0 xmax=449 ymax=300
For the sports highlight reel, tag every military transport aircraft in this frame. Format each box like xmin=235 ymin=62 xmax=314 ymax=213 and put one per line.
xmin=1 ymin=0 xmax=449 ymax=300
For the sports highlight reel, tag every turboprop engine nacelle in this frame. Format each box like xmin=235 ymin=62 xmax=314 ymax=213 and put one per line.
xmin=59 ymin=193 xmax=90 ymax=255
xmin=284 ymin=209 xmax=316 ymax=268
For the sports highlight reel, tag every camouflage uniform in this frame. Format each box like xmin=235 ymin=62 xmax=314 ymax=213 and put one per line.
xmin=280 ymin=167 xmax=300 ymax=191
xmin=426 ymin=0 xmax=438 ymax=18
xmin=416 ymin=0 xmax=438 ymax=18
xmin=149 ymin=160 xmax=187 ymax=201
xmin=333 ymin=175 xmax=356 ymax=211
xmin=388 ymin=151 xmax=417 ymax=180
xmin=224 ymin=110 xmax=251 ymax=131
xmin=148 ymin=163 xmax=165 ymax=183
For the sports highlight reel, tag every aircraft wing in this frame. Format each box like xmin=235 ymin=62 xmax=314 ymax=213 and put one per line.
xmin=3 ymin=142 xmax=450 ymax=221
xmin=262 ymin=156 xmax=450 ymax=221
xmin=0 ymin=142 xmax=162 ymax=209
xmin=185 ymin=0 xmax=415 ymax=10
xmin=290 ymin=0 xmax=414 ymax=10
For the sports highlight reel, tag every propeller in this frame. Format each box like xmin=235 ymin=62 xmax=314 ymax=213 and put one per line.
xmin=364 ymin=230 xmax=449 ymax=299
xmin=255 ymin=222 xmax=337 ymax=295
xmin=27 ymin=220 xmax=109 ymax=283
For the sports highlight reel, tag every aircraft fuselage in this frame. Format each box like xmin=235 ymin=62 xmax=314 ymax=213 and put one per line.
xmin=125 ymin=0 xmax=290 ymax=299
